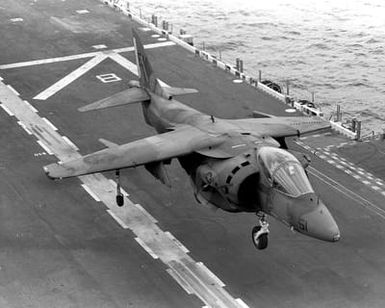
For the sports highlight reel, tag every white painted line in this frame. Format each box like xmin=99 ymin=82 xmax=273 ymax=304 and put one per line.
xmin=42 ymin=117 xmax=58 ymax=131
xmin=0 ymin=76 xmax=3 ymax=81
xmin=134 ymin=204 xmax=158 ymax=224
xmin=236 ymin=298 xmax=250 ymax=308
xmin=376 ymin=181 xmax=384 ymax=186
xmin=151 ymin=34 xmax=160 ymax=38
xmin=362 ymin=180 xmax=370 ymax=185
xmin=7 ymin=84 xmax=19 ymax=96
xmin=108 ymin=52 xmax=138 ymax=74
xmin=140 ymin=27 xmax=152 ymax=31
xmin=372 ymin=186 xmax=380 ymax=191
xmin=0 ymin=104 xmax=14 ymax=116
xmin=233 ymin=79 xmax=243 ymax=84
xmin=92 ymin=44 xmax=107 ymax=50
xmin=108 ymin=179 xmax=129 ymax=196
xmin=345 ymin=169 xmax=352 ymax=174
xmin=196 ymin=262 xmax=225 ymax=287
xmin=36 ymin=140 xmax=54 ymax=155
xmin=336 ymin=165 xmax=344 ymax=169
xmin=24 ymin=100 xmax=38 ymax=113
xmin=158 ymin=38 xmax=167 ymax=41
xmin=135 ymin=237 xmax=159 ymax=259
xmin=318 ymin=155 xmax=326 ymax=159
xmin=353 ymin=174 xmax=361 ymax=180
xmin=76 ymin=9 xmax=89 ymax=14
xmin=0 ymin=42 xmax=175 ymax=71
xmin=17 ymin=121 xmax=32 ymax=135
xmin=34 ymin=54 xmax=108 ymax=100
xmin=81 ymin=184 xmax=101 ymax=202
xmin=107 ymin=209 xmax=129 ymax=229
xmin=10 ymin=17 xmax=23 ymax=22
xmin=165 ymin=231 xmax=189 ymax=253
xmin=62 ymin=136 xmax=79 ymax=151
xmin=166 ymin=268 xmax=193 ymax=295
xmin=327 ymin=160 xmax=335 ymax=164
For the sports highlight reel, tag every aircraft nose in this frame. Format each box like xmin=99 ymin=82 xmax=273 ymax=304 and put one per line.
xmin=300 ymin=203 xmax=340 ymax=242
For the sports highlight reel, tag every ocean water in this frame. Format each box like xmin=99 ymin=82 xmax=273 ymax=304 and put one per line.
xmin=128 ymin=0 xmax=385 ymax=134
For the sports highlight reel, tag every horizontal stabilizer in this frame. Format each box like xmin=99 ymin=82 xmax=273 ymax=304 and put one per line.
xmin=163 ymin=87 xmax=198 ymax=98
xmin=79 ymin=87 xmax=150 ymax=112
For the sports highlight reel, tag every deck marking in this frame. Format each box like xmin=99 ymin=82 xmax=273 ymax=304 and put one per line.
xmin=42 ymin=117 xmax=58 ymax=131
xmin=165 ymin=231 xmax=189 ymax=253
xmin=135 ymin=237 xmax=159 ymax=259
xmin=17 ymin=121 xmax=32 ymax=135
xmin=166 ymin=268 xmax=194 ymax=295
xmin=0 ymin=42 xmax=175 ymax=70
xmin=0 ymin=104 xmax=14 ymax=116
xmin=92 ymin=44 xmax=107 ymax=50
xmin=0 ymin=41 xmax=175 ymax=100
xmin=7 ymin=85 xmax=19 ymax=96
xmin=235 ymin=298 xmax=250 ymax=308
xmin=107 ymin=209 xmax=129 ymax=229
xmin=10 ymin=18 xmax=23 ymax=22
xmin=81 ymin=184 xmax=101 ymax=202
xmin=37 ymin=140 xmax=54 ymax=155
xmin=34 ymin=54 xmax=108 ymax=100
xmin=96 ymin=73 xmax=121 ymax=83
xmin=0 ymin=78 xmax=247 ymax=308
xmin=76 ymin=9 xmax=89 ymax=14
xmin=196 ymin=262 xmax=226 ymax=287
xmin=62 ymin=136 xmax=79 ymax=151
xmin=310 ymin=166 xmax=385 ymax=220
xmin=24 ymin=100 xmax=38 ymax=113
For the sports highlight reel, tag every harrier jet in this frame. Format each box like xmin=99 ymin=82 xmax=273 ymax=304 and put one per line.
xmin=44 ymin=30 xmax=340 ymax=250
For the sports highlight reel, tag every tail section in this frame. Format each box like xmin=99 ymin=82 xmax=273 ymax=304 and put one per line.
xmin=132 ymin=29 xmax=161 ymax=94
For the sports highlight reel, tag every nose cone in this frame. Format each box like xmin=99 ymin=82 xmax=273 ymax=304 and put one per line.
xmin=300 ymin=203 xmax=340 ymax=242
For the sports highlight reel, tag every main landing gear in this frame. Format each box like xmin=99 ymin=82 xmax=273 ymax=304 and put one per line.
xmin=115 ymin=170 xmax=124 ymax=207
xmin=251 ymin=213 xmax=269 ymax=250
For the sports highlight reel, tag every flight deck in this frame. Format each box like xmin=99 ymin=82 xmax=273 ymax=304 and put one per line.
xmin=1 ymin=1 xmax=385 ymax=307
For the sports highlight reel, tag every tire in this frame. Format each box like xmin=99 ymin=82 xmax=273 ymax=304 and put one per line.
xmin=252 ymin=226 xmax=268 ymax=250
xmin=116 ymin=194 xmax=124 ymax=207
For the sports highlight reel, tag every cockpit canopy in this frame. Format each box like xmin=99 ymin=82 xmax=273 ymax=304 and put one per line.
xmin=258 ymin=146 xmax=314 ymax=197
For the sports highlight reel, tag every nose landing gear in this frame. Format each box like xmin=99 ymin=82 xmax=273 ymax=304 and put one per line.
xmin=252 ymin=213 xmax=269 ymax=250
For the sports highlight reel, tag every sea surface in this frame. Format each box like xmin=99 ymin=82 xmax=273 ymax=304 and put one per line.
xmin=128 ymin=0 xmax=385 ymax=134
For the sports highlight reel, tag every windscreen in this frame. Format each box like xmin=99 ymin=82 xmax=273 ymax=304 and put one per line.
xmin=258 ymin=147 xmax=314 ymax=197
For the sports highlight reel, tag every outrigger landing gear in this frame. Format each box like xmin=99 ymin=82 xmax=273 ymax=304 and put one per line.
xmin=251 ymin=212 xmax=269 ymax=250
xmin=115 ymin=170 xmax=124 ymax=207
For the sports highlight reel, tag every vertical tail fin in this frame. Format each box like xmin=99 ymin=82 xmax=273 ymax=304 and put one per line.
xmin=132 ymin=29 xmax=159 ymax=93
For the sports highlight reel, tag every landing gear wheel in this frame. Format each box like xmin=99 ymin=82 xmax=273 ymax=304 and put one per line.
xmin=116 ymin=193 xmax=124 ymax=207
xmin=252 ymin=226 xmax=268 ymax=250
xmin=115 ymin=169 xmax=124 ymax=207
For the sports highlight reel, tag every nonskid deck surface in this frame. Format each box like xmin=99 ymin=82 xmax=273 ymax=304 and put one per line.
xmin=1 ymin=0 xmax=385 ymax=307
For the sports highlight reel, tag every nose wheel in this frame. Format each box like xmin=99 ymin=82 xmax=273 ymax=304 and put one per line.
xmin=252 ymin=213 xmax=269 ymax=250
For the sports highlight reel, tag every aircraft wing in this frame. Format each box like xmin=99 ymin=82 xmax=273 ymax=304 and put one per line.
xmin=230 ymin=116 xmax=331 ymax=138
xmin=44 ymin=126 xmax=224 ymax=179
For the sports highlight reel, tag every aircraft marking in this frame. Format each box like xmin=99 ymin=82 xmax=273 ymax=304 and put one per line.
xmin=0 ymin=77 xmax=250 ymax=308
